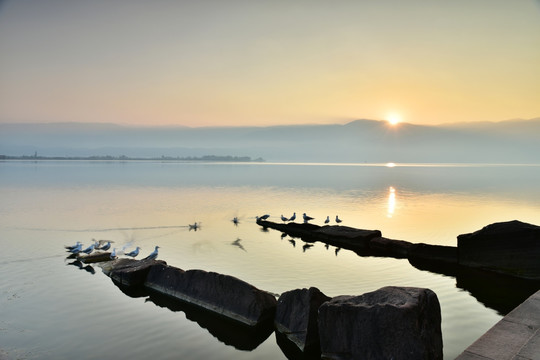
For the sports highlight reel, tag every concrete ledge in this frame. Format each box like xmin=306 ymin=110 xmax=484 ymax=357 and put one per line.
xmin=455 ymin=290 xmax=540 ymax=360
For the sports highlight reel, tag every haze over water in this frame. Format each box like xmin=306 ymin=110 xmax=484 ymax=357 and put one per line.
xmin=1 ymin=160 xmax=539 ymax=359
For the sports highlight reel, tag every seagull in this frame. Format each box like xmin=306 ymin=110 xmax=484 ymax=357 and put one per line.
xmin=98 ymin=241 xmax=112 ymax=251
xmin=324 ymin=216 xmax=330 ymax=224
xmin=65 ymin=241 xmax=82 ymax=251
xmin=144 ymin=246 xmax=160 ymax=260
xmin=336 ymin=215 xmax=342 ymax=224
xmin=125 ymin=246 xmax=141 ymax=257
xmin=288 ymin=212 xmax=296 ymax=222
xmin=67 ymin=243 xmax=83 ymax=254
xmin=110 ymin=248 xmax=117 ymax=260
xmin=280 ymin=214 xmax=289 ymax=222
xmin=80 ymin=244 xmax=95 ymax=255
xmin=303 ymin=213 xmax=314 ymax=223
xmin=232 ymin=217 xmax=239 ymax=226
xmin=189 ymin=222 xmax=199 ymax=231
xmin=257 ymin=214 xmax=270 ymax=221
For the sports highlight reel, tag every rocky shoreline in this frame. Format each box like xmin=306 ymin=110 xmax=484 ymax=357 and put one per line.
xmin=71 ymin=219 xmax=539 ymax=359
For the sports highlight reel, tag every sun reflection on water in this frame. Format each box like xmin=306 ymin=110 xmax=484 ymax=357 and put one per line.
xmin=387 ymin=186 xmax=396 ymax=218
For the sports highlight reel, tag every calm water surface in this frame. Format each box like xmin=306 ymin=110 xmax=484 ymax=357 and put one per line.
xmin=1 ymin=161 xmax=539 ymax=359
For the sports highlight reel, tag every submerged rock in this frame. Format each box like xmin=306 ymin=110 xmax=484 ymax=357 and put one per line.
xmin=274 ymin=287 xmax=331 ymax=354
xmin=145 ymin=264 xmax=277 ymax=327
xmin=458 ymin=220 xmax=540 ymax=280
xmin=318 ymin=286 xmax=443 ymax=360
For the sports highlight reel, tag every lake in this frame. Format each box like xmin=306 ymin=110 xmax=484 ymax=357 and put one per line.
xmin=1 ymin=161 xmax=539 ymax=359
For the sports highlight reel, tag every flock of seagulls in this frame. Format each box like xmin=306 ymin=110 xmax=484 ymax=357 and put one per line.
xmin=256 ymin=212 xmax=343 ymax=225
xmin=65 ymin=240 xmax=160 ymax=261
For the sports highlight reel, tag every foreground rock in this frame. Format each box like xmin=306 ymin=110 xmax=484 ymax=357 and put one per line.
xmin=318 ymin=286 xmax=443 ymax=360
xmin=274 ymin=287 xmax=331 ymax=354
xmin=145 ymin=263 xmax=277 ymax=327
xmin=458 ymin=220 xmax=540 ymax=280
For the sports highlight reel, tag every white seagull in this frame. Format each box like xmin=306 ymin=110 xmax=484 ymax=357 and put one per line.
xmin=110 ymin=248 xmax=117 ymax=260
xmin=99 ymin=241 xmax=112 ymax=251
xmin=336 ymin=215 xmax=342 ymax=224
xmin=125 ymin=246 xmax=141 ymax=257
xmin=65 ymin=241 xmax=82 ymax=251
xmin=80 ymin=244 xmax=95 ymax=255
xmin=288 ymin=212 xmax=296 ymax=222
xmin=303 ymin=213 xmax=314 ymax=223
xmin=144 ymin=246 xmax=160 ymax=260
xmin=280 ymin=214 xmax=289 ymax=222
xmin=324 ymin=216 xmax=330 ymax=224
xmin=67 ymin=243 xmax=83 ymax=254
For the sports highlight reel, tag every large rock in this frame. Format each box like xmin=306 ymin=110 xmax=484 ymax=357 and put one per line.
xmin=457 ymin=220 xmax=540 ymax=280
xmin=145 ymin=264 xmax=277 ymax=326
xmin=103 ymin=258 xmax=166 ymax=287
xmin=274 ymin=287 xmax=331 ymax=353
xmin=318 ymin=286 xmax=442 ymax=360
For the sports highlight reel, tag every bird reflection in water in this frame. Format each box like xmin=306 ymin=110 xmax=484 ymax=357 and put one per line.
xmin=67 ymin=260 xmax=95 ymax=274
xmin=288 ymin=239 xmax=296 ymax=247
xmin=231 ymin=238 xmax=246 ymax=252
xmin=302 ymin=243 xmax=313 ymax=252
xmin=335 ymin=247 xmax=341 ymax=256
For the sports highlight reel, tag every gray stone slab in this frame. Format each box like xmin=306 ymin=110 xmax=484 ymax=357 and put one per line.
xmin=516 ymin=328 xmax=540 ymax=359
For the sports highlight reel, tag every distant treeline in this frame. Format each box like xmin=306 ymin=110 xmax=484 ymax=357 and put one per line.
xmin=0 ymin=154 xmax=265 ymax=162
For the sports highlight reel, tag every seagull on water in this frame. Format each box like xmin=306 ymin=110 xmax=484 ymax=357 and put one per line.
xmin=280 ymin=214 xmax=289 ymax=222
xmin=303 ymin=213 xmax=314 ymax=223
xmin=144 ymin=246 xmax=160 ymax=260
xmin=324 ymin=216 xmax=330 ymax=224
xmin=189 ymin=222 xmax=199 ymax=231
xmin=336 ymin=215 xmax=342 ymax=224
xmin=288 ymin=213 xmax=296 ymax=222
xmin=125 ymin=246 xmax=141 ymax=257
xmin=232 ymin=217 xmax=239 ymax=226
xmin=80 ymin=244 xmax=95 ymax=255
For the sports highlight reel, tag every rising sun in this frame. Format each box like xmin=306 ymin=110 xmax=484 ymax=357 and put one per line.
xmin=386 ymin=113 xmax=402 ymax=126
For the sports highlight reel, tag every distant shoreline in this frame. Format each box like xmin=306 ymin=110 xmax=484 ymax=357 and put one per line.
xmin=0 ymin=154 xmax=265 ymax=162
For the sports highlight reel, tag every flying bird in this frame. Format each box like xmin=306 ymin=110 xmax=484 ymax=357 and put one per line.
xmin=144 ymin=246 xmax=160 ymax=260
xmin=324 ymin=216 xmax=330 ymax=224
xmin=125 ymin=246 xmax=141 ymax=257
xmin=280 ymin=214 xmax=289 ymax=222
xmin=336 ymin=215 xmax=342 ymax=224
xmin=303 ymin=213 xmax=314 ymax=223
xmin=288 ymin=212 xmax=296 ymax=222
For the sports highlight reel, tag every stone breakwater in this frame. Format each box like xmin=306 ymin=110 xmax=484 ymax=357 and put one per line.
xmin=256 ymin=219 xmax=540 ymax=281
xmin=98 ymin=259 xmax=443 ymax=360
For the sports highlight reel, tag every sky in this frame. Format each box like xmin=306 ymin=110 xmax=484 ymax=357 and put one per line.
xmin=0 ymin=0 xmax=539 ymax=127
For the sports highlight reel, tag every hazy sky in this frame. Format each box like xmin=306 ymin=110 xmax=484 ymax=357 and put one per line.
xmin=1 ymin=0 xmax=539 ymax=127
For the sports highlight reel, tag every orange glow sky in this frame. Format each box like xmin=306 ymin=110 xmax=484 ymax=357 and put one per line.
xmin=1 ymin=1 xmax=539 ymax=127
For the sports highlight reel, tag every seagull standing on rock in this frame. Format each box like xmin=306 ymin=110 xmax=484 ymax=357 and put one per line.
xmin=99 ymin=241 xmax=112 ymax=251
xmin=257 ymin=214 xmax=270 ymax=221
xmin=336 ymin=215 xmax=342 ymax=224
xmin=110 ymin=248 xmax=117 ymax=260
xmin=80 ymin=244 xmax=95 ymax=255
xmin=144 ymin=246 xmax=160 ymax=260
xmin=324 ymin=216 xmax=330 ymax=224
xmin=288 ymin=213 xmax=296 ymax=222
xmin=281 ymin=215 xmax=289 ymax=222
xmin=125 ymin=246 xmax=141 ymax=257
xmin=67 ymin=243 xmax=83 ymax=254
xmin=303 ymin=213 xmax=314 ymax=223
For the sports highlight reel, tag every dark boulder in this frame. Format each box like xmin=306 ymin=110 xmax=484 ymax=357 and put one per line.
xmin=103 ymin=258 xmax=166 ymax=287
xmin=318 ymin=286 xmax=443 ymax=360
xmin=458 ymin=220 xmax=540 ymax=280
xmin=369 ymin=237 xmax=412 ymax=258
xmin=77 ymin=251 xmax=113 ymax=263
xmin=274 ymin=287 xmax=331 ymax=354
xmin=145 ymin=264 xmax=277 ymax=327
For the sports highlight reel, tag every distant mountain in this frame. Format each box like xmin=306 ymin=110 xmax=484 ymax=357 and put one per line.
xmin=1 ymin=118 xmax=539 ymax=163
